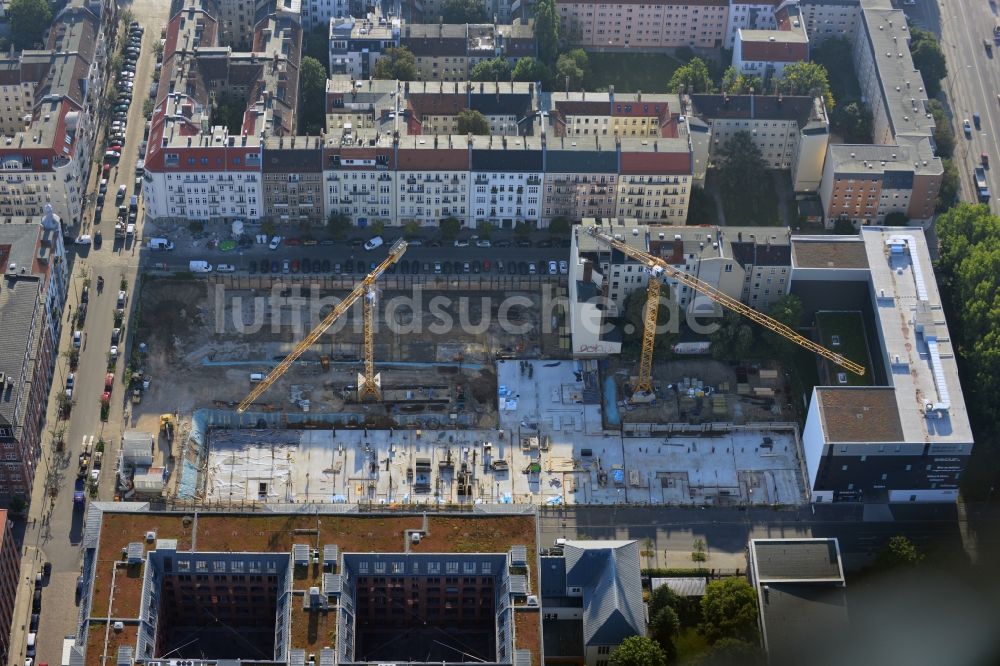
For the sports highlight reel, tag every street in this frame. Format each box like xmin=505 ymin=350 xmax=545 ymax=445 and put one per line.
xmin=904 ymin=0 xmax=1000 ymax=207
xmin=13 ymin=1 xmax=172 ymax=664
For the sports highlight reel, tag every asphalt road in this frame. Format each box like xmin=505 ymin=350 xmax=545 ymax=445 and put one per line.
xmin=17 ymin=3 xmax=170 ymax=665
xmin=905 ymin=0 xmax=1000 ymax=208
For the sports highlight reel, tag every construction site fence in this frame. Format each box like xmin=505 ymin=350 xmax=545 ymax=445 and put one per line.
xmin=150 ymin=498 xmax=536 ymax=515
xmin=199 ymin=273 xmax=569 ymax=291
xmin=621 ymin=421 xmax=800 ymax=436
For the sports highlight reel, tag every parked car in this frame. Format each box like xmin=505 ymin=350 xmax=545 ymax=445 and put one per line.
xmin=268 ymin=236 xmax=282 ymax=250
xmin=104 ymin=373 xmax=114 ymax=394
xmin=983 ymin=152 xmax=990 ymax=168
xmin=270 ymin=260 xmax=281 ymax=274
xmin=559 ymin=260 xmax=568 ymax=274
xmin=454 ymin=238 xmax=469 ymax=247
xmin=974 ymin=112 xmax=982 ymax=130
xmin=364 ymin=235 xmax=384 ymax=250
xmin=964 ymin=119 xmax=973 ymax=138
xmin=515 ymin=239 xmax=532 ymax=248
xmin=476 ymin=239 xmax=491 ymax=247
xmin=65 ymin=373 xmax=75 ymax=399
xmin=548 ymin=260 xmax=558 ymax=274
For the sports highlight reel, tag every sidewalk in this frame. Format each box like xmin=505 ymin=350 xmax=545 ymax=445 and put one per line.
xmin=7 ymin=545 xmax=42 ymax=666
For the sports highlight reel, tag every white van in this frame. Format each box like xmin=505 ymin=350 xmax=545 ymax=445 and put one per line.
xmin=188 ymin=260 xmax=212 ymax=273
xmin=148 ymin=238 xmax=174 ymax=250
xmin=215 ymin=263 xmax=236 ymax=273
xmin=364 ymin=235 xmax=384 ymax=251
xmin=249 ymin=372 xmax=265 ymax=383
xmin=26 ymin=633 xmax=36 ymax=657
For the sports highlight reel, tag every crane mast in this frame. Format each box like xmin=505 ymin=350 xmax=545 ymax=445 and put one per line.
xmin=236 ymin=239 xmax=408 ymax=413
xmin=586 ymin=228 xmax=866 ymax=378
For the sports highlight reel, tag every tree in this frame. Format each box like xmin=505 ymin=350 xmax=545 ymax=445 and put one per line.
xmin=909 ymin=28 xmax=947 ymax=98
xmin=373 ymin=47 xmax=417 ymax=81
xmin=716 ymin=132 xmax=770 ymax=222
xmin=298 ymin=56 xmax=328 ymax=135
xmin=512 ymin=57 xmax=550 ymax=83
xmin=884 ymin=211 xmax=909 ymax=226
xmin=327 ymin=211 xmax=351 ymax=239
xmin=477 ymin=220 xmax=494 ymax=238
xmin=695 ymin=638 xmax=765 ymax=666
xmin=514 ymin=221 xmax=532 ymax=237
xmin=937 ymin=158 xmax=959 ymax=213
xmin=762 ymin=294 xmax=803 ymax=356
xmin=927 ymin=100 xmax=955 ymax=159
xmin=876 ymin=535 xmax=923 ymax=569
xmin=621 ymin=286 xmax=679 ymax=361
xmin=829 ymin=101 xmax=872 ymax=143
xmin=778 ymin=61 xmax=834 ymax=109
xmin=440 ymin=216 xmax=462 ymax=241
xmin=649 ymin=584 xmax=681 ymax=619
xmin=471 ymin=57 xmax=512 ymax=82
xmin=668 ymin=57 xmax=713 ymax=93
xmin=699 ymin=578 xmax=759 ymax=644
xmin=721 ymin=66 xmax=762 ymax=95
xmin=710 ymin=312 xmax=755 ymax=361
xmin=833 ymin=218 xmax=856 ymax=235
xmin=649 ymin=606 xmax=680 ymax=661
xmin=403 ymin=221 xmax=422 ymax=238
xmin=609 ymin=636 xmax=667 ymax=666
xmin=9 ymin=0 xmax=52 ymax=50
xmin=686 ymin=186 xmax=717 ymax=225
xmin=370 ymin=220 xmax=385 ymax=236
xmin=441 ymin=0 xmax=488 ymax=23
xmin=533 ymin=0 xmax=559 ymax=66
xmin=303 ymin=24 xmax=331 ymax=74
xmin=456 ymin=109 xmax=490 ymax=135
xmin=548 ymin=216 xmax=571 ymax=235
xmin=555 ymin=49 xmax=589 ymax=90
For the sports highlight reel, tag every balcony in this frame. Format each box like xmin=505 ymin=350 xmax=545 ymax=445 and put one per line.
xmin=407 ymin=185 xmax=425 ymax=193
xmin=526 ymin=176 xmax=541 ymax=186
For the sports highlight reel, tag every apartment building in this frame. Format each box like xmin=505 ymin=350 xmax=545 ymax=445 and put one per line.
xmin=815 ymin=2 xmax=939 ymax=226
xmin=73 ymin=509 xmax=541 ymax=666
xmin=724 ymin=0 xmax=778 ymax=48
xmin=263 ymin=136 xmax=324 ymax=225
xmin=0 ymin=208 xmax=67 ymax=502
xmin=542 ymin=137 xmax=619 ymax=222
xmin=557 ymin=0 xmax=729 ymax=50
xmin=0 ymin=510 xmax=19 ymax=664
xmin=732 ymin=5 xmax=809 ymax=78
xmin=395 ymin=134 xmax=471 ymax=227
xmin=568 ymin=218 xmax=789 ymax=355
xmin=687 ymin=93 xmax=829 ymax=192
xmin=615 ymin=146 xmax=693 ymax=223
xmin=0 ymin=0 xmax=111 ymax=227
xmin=328 ymin=16 xmax=399 ymax=78
xmin=399 ymin=21 xmax=536 ymax=82
xmin=303 ymin=0 xmax=350 ymax=29
xmin=793 ymin=230 xmax=973 ymax=502
xmin=405 ymin=80 xmax=537 ymax=136
xmin=469 ymin=134 xmax=543 ymax=228
xmin=216 ymin=0 xmax=286 ymax=49
xmin=550 ymin=90 xmax=679 ymax=139
xmin=143 ymin=0 xmax=301 ymax=222
xmin=797 ymin=0 xmax=860 ymax=45
xmin=323 ymin=131 xmax=397 ymax=228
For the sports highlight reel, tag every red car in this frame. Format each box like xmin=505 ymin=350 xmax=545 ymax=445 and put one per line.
xmin=101 ymin=391 xmax=110 ymax=406
xmin=104 ymin=373 xmax=114 ymax=394
xmin=284 ymin=237 xmax=301 ymax=246
xmin=290 ymin=259 xmax=300 ymax=272
xmin=483 ymin=259 xmax=491 ymax=271
xmin=102 ymin=163 xmax=111 ymax=176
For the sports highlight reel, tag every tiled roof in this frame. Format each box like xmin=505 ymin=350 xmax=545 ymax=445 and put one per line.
xmin=690 ymin=94 xmax=820 ymax=128
xmin=741 ymin=38 xmax=809 ymax=62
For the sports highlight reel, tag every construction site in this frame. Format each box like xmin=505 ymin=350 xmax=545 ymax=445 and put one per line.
xmin=117 ymin=233 xmax=882 ymax=508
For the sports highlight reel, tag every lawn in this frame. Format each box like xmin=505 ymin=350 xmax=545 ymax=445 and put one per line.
xmin=716 ymin=171 xmax=782 ymax=226
xmin=584 ymin=53 xmax=680 ymax=93
xmin=790 ymin=344 xmax=822 ymax=418
xmin=814 ymin=310 xmax=874 ymax=386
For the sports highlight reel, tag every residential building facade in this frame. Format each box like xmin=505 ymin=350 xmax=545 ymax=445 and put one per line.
xmin=399 ymin=22 xmax=536 ymax=82
xmin=0 ymin=510 xmax=19 ymax=664
xmin=263 ymin=136 xmax=324 ymax=225
xmin=732 ymin=5 xmax=809 ymax=78
xmin=557 ymin=0 xmax=729 ymax=50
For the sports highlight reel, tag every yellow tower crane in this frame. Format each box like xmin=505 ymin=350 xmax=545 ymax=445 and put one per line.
xmin=585 ymin=228 xmax=865 ymax=397
xmin=236 ymin=239 xmax=408 ymax=413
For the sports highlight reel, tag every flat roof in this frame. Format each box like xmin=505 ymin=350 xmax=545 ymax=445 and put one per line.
xmin=83 ymin=506 xmax=539 ymax=664
xmin=861 ymin=228 xmax=972 ymax=444
xmin=791 ymin=237 xmax=870 ymax=269
xmin=750 ymin=539 xmax=844 ymax=582
xmin=815 ymin=387 xmax=903 ymax=443
xmin=758 ymin=584 xmax=849 ymax=666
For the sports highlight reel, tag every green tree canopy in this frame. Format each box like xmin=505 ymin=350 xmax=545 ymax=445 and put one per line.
xmin=298 ymin=56 xmax=328 ymax=135
xmin=555 ymin=49 xmax=589 ymax=90
xmin=440 ymin=0 xmax=488 ymax=22
xmin=649 ymin=606 xmax=681 ymax=661
xmin=548 ymin=216 xmax=571 ymax=235
xmin=610 ymin=636 xmax=667 ymax=666
xmin=512 ymin=57 xmax=550 ymax=83
xmin=456 ymin=109 xmax=490 ymax=135
xmin=303 ymin=24 xmax=331 ymax=74
xmin=909 ymin=28 xmax=947 ymax=98
xmin=533 ymin=0 xmax=559 ymax=65
xmin=716 ymin=132 xmax=770 ymax=221
xmin=884 ymin=211 xmax=909 ymax=226
xmin=937 ymin=158 xmax=959 ymax=212
xmin=829 ymin=101 xmax=872 ymax=144
xmin=373 ymin=47 xmax=418 ymax=81
xmin=927 ymin=99 xmax=955 ymax=159
xmin=9 ymin=0 xmax=52 ymax=50
xmin=721 ymin=66 xmax=762 ymax=95
xmin=762 ymin=294 xmax=804 ymax=356
xmin=668 ymin=57 xmax=714 ymax=93
xmin=876 ymin=535 xmax=923 ymax=569
xmin=710 ymin=312 xmax=755 ymax=361
xmin=471 ymin=57 xmax=512 ymax=81
xmin=621 ymin=284 xmax=680 ymax=362
xmin=700 ymin=578 xmax=760 ymax=644
xmin=777 ymin=61 xmax=834 ymax=109
xmin=694 ymin=638 xmax=765 ymax=666
xmin=440 ymin=216 xmax=462 ymax=240
xmin=326 ymin=212 xmax=351 ymax=239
